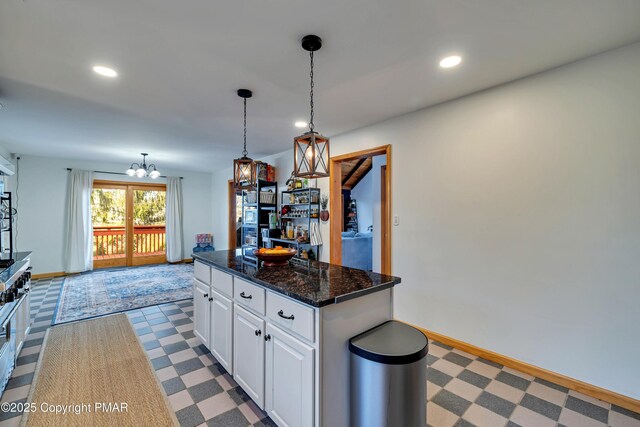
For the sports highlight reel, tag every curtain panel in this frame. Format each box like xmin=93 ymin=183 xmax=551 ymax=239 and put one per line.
xmin=165 ymin=177 xmax=184 ymax=263
xmin=64 ymin=169 xmax=94 ymax=273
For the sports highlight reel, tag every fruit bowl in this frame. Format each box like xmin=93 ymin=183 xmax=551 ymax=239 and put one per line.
xmin=253 ymin=248 xmax=297 ymax=267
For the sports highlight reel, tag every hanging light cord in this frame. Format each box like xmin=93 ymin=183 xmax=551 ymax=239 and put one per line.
xmin=243 ymin=97 xmax=248 ymax=156
xmin=309 ymin=50 xmax=315 ymax=132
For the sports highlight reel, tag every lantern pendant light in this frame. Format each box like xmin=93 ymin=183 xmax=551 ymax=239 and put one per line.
xmin=234 ymin=89 xmax=256 ymax=189
xmin=293 ymin=35 xmax=330 ymax=179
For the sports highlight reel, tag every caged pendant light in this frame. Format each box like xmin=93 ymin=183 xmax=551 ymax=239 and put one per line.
xmin=293 ymin=35 xmax=330 ymax=179
xmin=233 ymin=89 xmax=256 ymax=189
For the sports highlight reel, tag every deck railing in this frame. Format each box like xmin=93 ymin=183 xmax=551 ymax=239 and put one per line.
xmin=93 ymin=225 xmax=166 ymax=259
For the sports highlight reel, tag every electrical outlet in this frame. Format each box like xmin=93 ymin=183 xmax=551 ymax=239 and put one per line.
xmin=393 ymin=215 xmax=400 ymax=226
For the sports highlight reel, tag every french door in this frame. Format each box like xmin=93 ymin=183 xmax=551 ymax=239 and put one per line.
xmin=91 ymin=180 xmax=167 ymax=268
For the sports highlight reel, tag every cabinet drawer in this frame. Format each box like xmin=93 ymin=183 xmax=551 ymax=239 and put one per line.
xmin=194 ymin=261 xmax=211 ymax=285
xmin=212 ymin=268 xmax=233 ymax=297
xmin=234 ymin=278 xmax=265 ymax=316
xmin=266 ymin=292 xmax=315 ymax=343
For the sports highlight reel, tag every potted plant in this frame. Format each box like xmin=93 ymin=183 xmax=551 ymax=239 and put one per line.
xmin=320 ymin=193 xmax=329 ymax=222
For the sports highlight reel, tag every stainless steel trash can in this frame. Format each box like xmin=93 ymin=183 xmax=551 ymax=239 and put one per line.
xmin=349 ymin=320 xmax=429 ymax=427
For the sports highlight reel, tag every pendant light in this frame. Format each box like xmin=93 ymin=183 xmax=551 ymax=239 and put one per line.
xmin=293 ymin=35 xmax=330 ymax=178
xmin=233 ymin=89 xmax=256 ymax=189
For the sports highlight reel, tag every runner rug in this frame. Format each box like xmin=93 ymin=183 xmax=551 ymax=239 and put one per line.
xmin=52 ymin=263 xmax=193 ymax=325
xmin=22 ymin=314 xmax=177 ymax=427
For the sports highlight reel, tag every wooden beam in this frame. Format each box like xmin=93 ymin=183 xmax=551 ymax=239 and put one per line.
xmin=349 ymin=164 xmax=372 ymax=189
xmin=341 ymin=158 xmax=367 ymax=187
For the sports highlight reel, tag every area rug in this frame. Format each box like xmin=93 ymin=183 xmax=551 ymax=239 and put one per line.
xmin=52 ymin=263 xmax=193 ymax=325
xmin=22 ymin=314 xmax=178 ymax=427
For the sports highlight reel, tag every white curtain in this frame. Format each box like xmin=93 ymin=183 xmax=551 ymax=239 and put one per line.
xmin=64 ymin=170 xmax=94 ymax=273
xmin=165 ymin=177 xmax=184 ymax=263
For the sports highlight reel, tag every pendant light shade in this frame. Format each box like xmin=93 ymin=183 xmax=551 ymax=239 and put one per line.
xmin=234 ymin=89 xmax=256 ymax=189
xmin=293 ymin=35 xmax=330 ymax=178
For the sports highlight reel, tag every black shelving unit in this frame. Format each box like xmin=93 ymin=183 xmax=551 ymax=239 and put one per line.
xmin=346 ymin=199 xmax=359 ymax=233
xmin=0 ymin=192 xmax=14 ymax=267
xmin=272 ymin=187 xmax=321 ymax=263
xmin=241 ymin=180 xmax=277 ymax=265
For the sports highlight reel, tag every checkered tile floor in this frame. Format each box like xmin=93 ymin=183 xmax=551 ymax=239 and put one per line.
xmin=1 ymin=277 xmax=639 ymax=427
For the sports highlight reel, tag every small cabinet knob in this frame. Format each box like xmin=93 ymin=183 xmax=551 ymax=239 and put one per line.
xmin=208 ymin=297 xmax=213 ymax=302
xmin=264 ymin=334 xmax=271 ymax=342
xmin=255 ymin=329 xmax=262 ymax=336
xmin=203 ymin=293 xmax=209 ymax=298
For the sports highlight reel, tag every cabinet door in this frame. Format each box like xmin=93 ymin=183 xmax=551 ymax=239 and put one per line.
xmin=233 ymin=305 xmax=265 ymax=408
xmin=266 ymin=324 xmax=315 ymax=427
xmin=210 ymin=290 xmax=233 ymax=373
xmin=193 ymin=280 xmax=211 ymax=349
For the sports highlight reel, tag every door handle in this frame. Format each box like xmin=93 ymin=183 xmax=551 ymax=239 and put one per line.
xmin=240 ymin=292 xmax=252 ymax=299
xmin=255 ymin=329 xmax=262 ymax=336
xmin=264 ymin=334 xmax=271 ymax=341
xmin=208 ymin=297 xmax=213 ymax=302
xmin=278 ymin=310 xmax=295 ymax=320
xmin=203 ymin=293 xmax=209 ymax=298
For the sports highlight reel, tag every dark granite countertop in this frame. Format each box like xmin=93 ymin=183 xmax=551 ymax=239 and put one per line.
xmin=192 ymin=250 xmax=401 ymax=307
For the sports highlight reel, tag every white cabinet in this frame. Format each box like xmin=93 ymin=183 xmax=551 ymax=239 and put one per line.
xmin=193 ymin=279 xmax=210 ymax=348
xmin=233 ymin=305 xmax=265 ymax=407
xmin=210 ymin=289 xmax=233 ymax=373
xmin=194 ymin=261 xmax=211 ymax=285
xmin=265 ymin=324 xmax=315 ymax=427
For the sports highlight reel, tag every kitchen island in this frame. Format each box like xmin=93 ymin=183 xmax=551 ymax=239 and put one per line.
xmin=192 ymin=250 xmax=400 ymax=427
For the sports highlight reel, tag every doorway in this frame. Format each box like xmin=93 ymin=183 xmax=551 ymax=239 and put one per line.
xmin=91 ymin=180 xmax=167 ymax=268
xmin=228 ymin=180 xmax=243 ymax=250
xmin=329 ymin=145 xmax=392 ymax=274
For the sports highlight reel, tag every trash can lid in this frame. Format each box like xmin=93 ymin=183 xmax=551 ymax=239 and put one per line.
xmin=349 ymin=320 xmax=429 ymax=365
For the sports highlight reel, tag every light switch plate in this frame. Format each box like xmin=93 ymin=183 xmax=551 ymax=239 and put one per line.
xmin=393 ymin=215 xmax=400 ymax=226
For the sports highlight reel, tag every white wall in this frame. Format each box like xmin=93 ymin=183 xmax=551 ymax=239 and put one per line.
xmin=350 ymin=168 xmax=374 ymax=233
xmin=329 ymin=42 xmax=640 ymax=399
xmin=6 ymin=155 xmax=213 ymax=274
xmin=211 ymin=42 xmax=640 ymax=399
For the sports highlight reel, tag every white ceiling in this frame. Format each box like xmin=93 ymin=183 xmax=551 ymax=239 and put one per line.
xmin=1 ymin=0 xmax=639 ymax=172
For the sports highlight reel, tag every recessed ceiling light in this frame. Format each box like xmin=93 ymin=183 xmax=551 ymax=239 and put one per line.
xmin=439 ymin=56 xmax=462 ymax=69
xmin=92 ymin=65 xmax=118 ymax=78
xmin=295 ymin=121 xmax=307 ymax=128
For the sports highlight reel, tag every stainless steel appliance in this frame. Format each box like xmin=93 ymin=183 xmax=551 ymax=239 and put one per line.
xmin=0 ymin=262 xmax=30 ymax=398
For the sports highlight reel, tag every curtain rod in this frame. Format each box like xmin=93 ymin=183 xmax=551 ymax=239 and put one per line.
xmin=66 ymin=168 xmax=183 ymax=179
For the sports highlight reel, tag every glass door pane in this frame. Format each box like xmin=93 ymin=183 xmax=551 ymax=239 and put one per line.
xmin=133 ymin=189 xmax=166 ymax=260
xmin=91 ymin=188 xmax=127 ymax=264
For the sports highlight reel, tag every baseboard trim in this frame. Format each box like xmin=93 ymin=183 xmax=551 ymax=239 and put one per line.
xmin=31 ymin=271 xmax=67 ymax=280
xmin=408 ymin=323 xmax=640 ymax=414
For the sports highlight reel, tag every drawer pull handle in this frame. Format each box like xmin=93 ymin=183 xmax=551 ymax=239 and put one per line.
xmin=240 ymin=292 xmax=252 ymax=299
xmin=264 ymin=334 xmax=271 ymax=342
xmin=203 ymin=293 xmax=209 ymax=298
xmin=255 ymin=329 xmax=262 ymax=336
xmin=278 ymin=310 xmax=295 ymax=320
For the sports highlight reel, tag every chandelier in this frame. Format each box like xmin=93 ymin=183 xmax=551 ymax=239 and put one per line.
xmin=126 ymin=153 xmax=161 ymax=179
